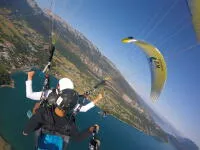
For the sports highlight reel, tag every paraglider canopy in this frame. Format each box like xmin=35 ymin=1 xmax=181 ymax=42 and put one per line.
xmin=122 ymin=37 xmax=167 ymax=101
xmin=187 ymin=0 xmax=200 ymax=42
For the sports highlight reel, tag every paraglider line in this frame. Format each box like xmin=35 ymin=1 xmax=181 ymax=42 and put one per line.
xmin=144 ymin=0 xmax=180 ymax=39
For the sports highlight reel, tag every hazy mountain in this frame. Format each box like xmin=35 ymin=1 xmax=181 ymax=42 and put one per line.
xmin=168 ymin=134 xmax=199 ymax=150
xmin=134 ymin=87 xmax=199 ymax=150
xmin=0 ymin=1 xmax=199 ymax=149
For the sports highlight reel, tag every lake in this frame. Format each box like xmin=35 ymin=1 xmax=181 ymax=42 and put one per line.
xmin=0 ymin=71 xmax=177 ymax=150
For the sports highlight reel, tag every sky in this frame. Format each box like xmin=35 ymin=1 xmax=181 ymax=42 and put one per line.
xmin=36 ymin=0 xmax=200 ymax=147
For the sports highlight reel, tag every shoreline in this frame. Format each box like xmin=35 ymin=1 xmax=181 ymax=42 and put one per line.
xmin=0 ymin=79 xmax=15 ymax=88
xmin=0 ymin=66 xmax=39 ymax=89
xmin=0 ymin=136 xmax=11 ymax=150
xmin=110 ymin=114 xmax=168 ymax=143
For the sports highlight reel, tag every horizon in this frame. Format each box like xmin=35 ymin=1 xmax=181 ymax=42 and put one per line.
xmin=35 ymin=0 xmax=200 ymax=147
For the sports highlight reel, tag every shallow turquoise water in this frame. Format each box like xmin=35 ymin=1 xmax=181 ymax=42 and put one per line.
xmin=0 ymin=72 xmax=177 ymax=150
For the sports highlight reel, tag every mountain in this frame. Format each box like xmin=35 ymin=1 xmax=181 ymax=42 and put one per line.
xmin=1 ymin=0 xmax=197 ymax=146
xmin=168 ymin=134 xmax=199 ymax=150
xmin=141 ymin=99 xmax=182 ymax=136
xmin=0 ymin=0 xmax=143 ymax=125
xmin=1 ymin=0 xmax=139 ymax=102
xmin=130 ymin=86 xmax=199 ymax=150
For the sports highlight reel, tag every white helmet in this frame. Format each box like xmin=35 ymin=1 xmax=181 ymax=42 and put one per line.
xmin=58 ymin=78 xmax=74 ymax=91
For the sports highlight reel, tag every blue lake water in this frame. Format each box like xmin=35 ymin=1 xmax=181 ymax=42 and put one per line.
xmin=0 ymin=72 xmax=177 ymax=150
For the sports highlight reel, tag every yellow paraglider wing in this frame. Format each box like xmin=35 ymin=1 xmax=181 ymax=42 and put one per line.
xmin=187 ymin=0 xmax=200 ymax=42
xmin=122 ymin=37 xmax=167 ymax=101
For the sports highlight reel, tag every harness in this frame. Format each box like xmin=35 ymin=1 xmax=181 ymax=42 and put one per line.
xmin=43 ymin=88 xmax=83 ymax=115
xmin=39 ymin=88 xmax=79 ymax=136
xmin=36 ymin=106 xmax=74 ymax=150
xmin=40 ymin=102 xmax=76 ymax=135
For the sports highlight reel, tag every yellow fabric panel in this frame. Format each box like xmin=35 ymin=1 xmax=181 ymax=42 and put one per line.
xmin=122 ymin=37 xmax=167 ymax=102
xmin=191 ymin=0 xmax=200 ymax=41
xmin=135 ymin=41 xmax=167 ymax=101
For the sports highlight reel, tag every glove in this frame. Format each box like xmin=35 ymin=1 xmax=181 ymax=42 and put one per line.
xmin=89 ymin=124 xmax=99 ymax=133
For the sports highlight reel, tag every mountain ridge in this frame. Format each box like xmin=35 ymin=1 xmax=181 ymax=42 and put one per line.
xmin=0 ymin=0 xmax=198 ymax=149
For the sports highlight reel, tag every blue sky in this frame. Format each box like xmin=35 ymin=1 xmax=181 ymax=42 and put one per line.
xmin=36 ymin=0 xmax=200 ymax=147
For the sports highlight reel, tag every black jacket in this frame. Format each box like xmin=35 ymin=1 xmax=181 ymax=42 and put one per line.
xmin=23 ymin=106 xmax=91 ymax=141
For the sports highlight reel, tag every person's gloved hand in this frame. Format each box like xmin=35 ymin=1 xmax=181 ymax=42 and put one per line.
xmin=89 ymin=124 xmax=99 ymax=133
xmin=28 ymin=71 xmax=35 ymax=80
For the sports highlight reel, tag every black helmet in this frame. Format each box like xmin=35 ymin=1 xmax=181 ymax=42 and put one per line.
xmin=56 ymin=89 xmax=79 ymax=111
